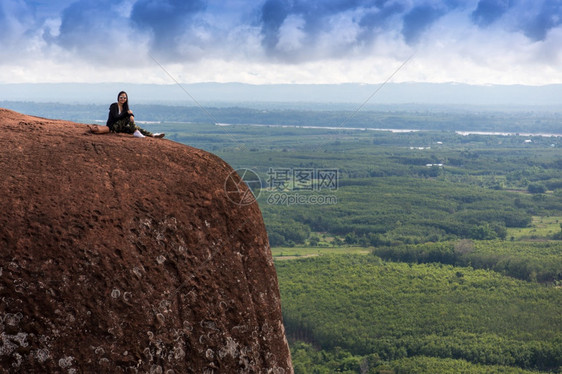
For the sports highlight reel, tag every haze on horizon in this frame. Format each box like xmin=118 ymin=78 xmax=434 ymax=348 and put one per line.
xmin=1 ymin=0 xmax=561 ymax=88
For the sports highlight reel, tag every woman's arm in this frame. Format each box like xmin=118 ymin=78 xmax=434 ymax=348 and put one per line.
xmin=106 ymin=103 xmax=131 ymax=127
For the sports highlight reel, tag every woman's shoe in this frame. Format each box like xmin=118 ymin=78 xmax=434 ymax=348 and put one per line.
xmin=133 ymin=130 xmax=145 ymax=138
xmin=152 ymin=133 xmax=165 ymax=138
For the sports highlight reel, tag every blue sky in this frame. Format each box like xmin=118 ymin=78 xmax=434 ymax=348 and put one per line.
xmin=1 ymin=0 xmax=562 ymax=85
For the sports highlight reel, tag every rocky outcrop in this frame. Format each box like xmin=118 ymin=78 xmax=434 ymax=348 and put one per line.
xmin=0 ymin=109 xmax=292 ymax=373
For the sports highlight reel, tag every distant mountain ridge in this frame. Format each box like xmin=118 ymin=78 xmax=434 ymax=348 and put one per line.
xmin=1 ymin=82 xmax=562 ymax=107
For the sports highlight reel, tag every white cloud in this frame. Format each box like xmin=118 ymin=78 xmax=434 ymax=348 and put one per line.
xmin=0 ymin=0 xmax=562 ymax=86
xmin=276 ymin=15 xmax=306 ymax=53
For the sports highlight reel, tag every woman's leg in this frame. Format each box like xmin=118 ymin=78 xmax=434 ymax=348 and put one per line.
xmin=128 ymin=115 xmax=153 ymax=136
xmin=88 ymin=125 xmax=110 ymax=134
xmin=112 ymin=118 xmax=136 ymax=134
xmin=135 ymin=126 xmax=153 ymax=137
xmin=112 ymin=118 xmax=161 ymax=137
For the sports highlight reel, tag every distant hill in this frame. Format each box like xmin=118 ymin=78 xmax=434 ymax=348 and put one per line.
xmin=1 ymin=82 xmax=562 ymax=108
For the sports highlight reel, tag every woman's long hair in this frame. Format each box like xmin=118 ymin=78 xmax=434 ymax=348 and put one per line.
xmin=117 ymin=91 xmax=130 ymax=113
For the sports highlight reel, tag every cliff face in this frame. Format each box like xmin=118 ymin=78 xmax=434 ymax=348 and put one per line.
xmin=0 ymin=108 xmax=292 ymax=373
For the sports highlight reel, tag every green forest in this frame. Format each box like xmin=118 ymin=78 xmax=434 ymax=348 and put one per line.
xmin=9 ymin=102 xmax=562 ymax=373
xmin=209 ymin=123 xmax=562 ymax=249
xmin=206 ymin=114 xmax=561 ymax=373
xmin=184 ymin=113 xmax=559 ymax=373
xmin=276 ymin=255 xmax=561 ymax=373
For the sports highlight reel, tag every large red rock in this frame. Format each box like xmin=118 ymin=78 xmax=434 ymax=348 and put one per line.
xmin=0 ymin=108 xmax=292 ymax=373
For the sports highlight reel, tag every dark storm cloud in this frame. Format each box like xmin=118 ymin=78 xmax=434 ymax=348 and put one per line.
xmin=471 ymin=0 xmax=562 ymax=41
xmin=257 ymin=0 xmax=457 ymax=58
xmin=402 ymin=5 xmax=445 ymax=44
xmin=48 ymin=0 xmax=128 ymax=55
xmin=259 ymin=0 xmax=291 ymax=50
xmin=471 ymin=0 xmax=511 ymax=26
xmin=0 ymin=4 xmax=8 ymax=37
xmin=8 ymin=0 xmax=562 ymax=69
xmin=293 ymin=0 xmax=386 ymax=37
xmin=130 ymin=0 xmax=207 ymax=48
xmin=522 ymin=0 xmax=562 ymax=41
xmin=43 ymin=0 xmax=209 ymax=62
xmin=258 ymin=0 xmax=398 ymax=57
xmin=256 ymin=0 xmax=562 ymax=61
xmin=0 ymin=0 xmax=32 ymax=42
xmin=359 ymin=2 xmax=406 ymax=31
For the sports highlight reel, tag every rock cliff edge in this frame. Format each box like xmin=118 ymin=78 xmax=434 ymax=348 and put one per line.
xmin=0 ymin=109 xmax=292 ymax=373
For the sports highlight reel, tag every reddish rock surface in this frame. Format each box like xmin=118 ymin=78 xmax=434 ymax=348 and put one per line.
xmin=0 ymin=108 xmax=292 ymax=373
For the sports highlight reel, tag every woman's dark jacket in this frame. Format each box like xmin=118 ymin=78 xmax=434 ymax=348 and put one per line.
xmin=106 ymin=103 xmax=132 ymax=130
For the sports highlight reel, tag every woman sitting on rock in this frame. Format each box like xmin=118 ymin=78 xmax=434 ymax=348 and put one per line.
xmin=90 ymin=91 xmax=164 ymax=138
